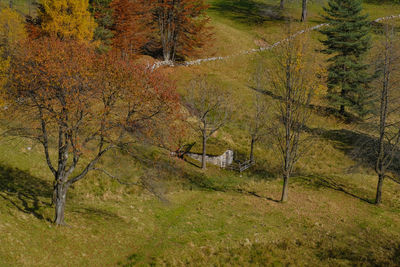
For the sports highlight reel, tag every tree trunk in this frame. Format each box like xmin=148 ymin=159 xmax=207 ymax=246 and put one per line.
xmin=301 ymin=0 xmax=307 ymax=22
xmin=201 ymin=134 xmax=207 ymax=170
xmin=163 ymin=49 xmax=171 ymax=62
xmin=54 ymin=182 xmax=68 ymax=225
xmin=281 ymin=173 xmax=289 ymax=202
xmin=339 ymin=104 xmax=345 ymax=115
xmin=375 ymin=174 xmax=384 ymax=205
xmin=250 ymin=136 xmax=255 ymax=163
xmin=280 ymin=0 xmax=284 ymax=9
xmin=339 ymin=79 xmax=346 ymax=115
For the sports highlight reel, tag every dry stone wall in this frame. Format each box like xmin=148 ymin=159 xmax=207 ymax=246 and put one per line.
xmin=150 ymin=14 xmax=400 ymax=70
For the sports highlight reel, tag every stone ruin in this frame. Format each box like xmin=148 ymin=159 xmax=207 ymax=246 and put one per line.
xmin=186 ymin=150 xmax=234 ymax=168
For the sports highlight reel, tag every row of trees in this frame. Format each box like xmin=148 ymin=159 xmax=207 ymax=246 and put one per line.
xmin=1 ymin=0 xmax=399 ymax=225
xmin=319 ymin=0 xmax=398 ymax=204
xmin=22 ymin=0 xmax=211 ymax=62
xmin=267 ymin=0 xmax=400 ymax=204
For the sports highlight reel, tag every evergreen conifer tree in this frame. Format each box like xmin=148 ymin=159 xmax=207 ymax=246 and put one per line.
xmin=89 ymin=0 xmax=114 ymax=52
xmin=320 ymin=0 xmax=372 ymax=116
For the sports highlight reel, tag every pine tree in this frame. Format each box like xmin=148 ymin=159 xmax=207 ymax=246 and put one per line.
xmin=89 ymin=0 xmax=114 ymax=52
xmin=38 ymin=0 xmax=97 ymax=41
xmin=320 ymin=0 xmax=372 ymax=116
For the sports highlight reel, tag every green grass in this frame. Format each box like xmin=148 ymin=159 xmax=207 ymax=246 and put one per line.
xmin=2 ymin=0 xmax=400 ymax=266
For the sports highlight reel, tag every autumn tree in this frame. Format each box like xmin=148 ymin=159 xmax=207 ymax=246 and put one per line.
xmin=184 ymin=75 xmax=231 ymax=170
xmin=0 ymin=7 xmax=26 ymax=102
xmin=111 ymin=0 xmax=154 ymax=57
xmin=5 ymin=38 xmax=179 ymax=225
xmin=37 ymin=0 xmax=97 ymax=41
xmin=155 ymin=0 xmax=211 ymax=62
xmin=261 ymin=27 xmax=317 ymax=202
xmin=0 ymin=7 xmax=26 ymax=56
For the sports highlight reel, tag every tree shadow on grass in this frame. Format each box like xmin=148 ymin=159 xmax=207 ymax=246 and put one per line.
xmin=210 ymin=0 xmax=286 ymax=25
xmin=295 ymin=127 xmax=400 ymax=202
xmin=71 ymin=206 xmax=122 ymax=221
xmin=0 ymin=165 xmax=52 ymax=220
xmin=296 ymin=174 xmax=373 ymax=204
xmin=308 ymin=127 xmax=400 ymax=178
xmin=251 ymin=86 xmax=362 ymax=124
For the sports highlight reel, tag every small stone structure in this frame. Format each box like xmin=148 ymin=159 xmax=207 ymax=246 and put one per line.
xmin=187 ymin=150 xmax=234 ymax=168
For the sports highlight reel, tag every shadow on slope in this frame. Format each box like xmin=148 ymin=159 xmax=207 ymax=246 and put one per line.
xmin=0 ymin=165 xmax=52 ymax=220
xmin=251 ymin=87 xmax=362 ymax=123
xmin=300 ymin=127 xmax=400 ymax=201
xmin=297 ymin=174 xmax=373 ymax=203
xmin=309 ymin=128 xmax=400 ymax=177
xmin=210 ymin=0 xmax=285 ymax=25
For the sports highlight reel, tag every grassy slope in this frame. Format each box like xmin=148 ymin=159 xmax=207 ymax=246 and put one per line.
xmin=2 ymin=0 xmax=400 ymax=266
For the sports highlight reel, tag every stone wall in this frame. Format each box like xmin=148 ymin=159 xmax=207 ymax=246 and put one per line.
xmin=151 ymin=14 xmax=400 ymax=70
xmin=187 ymin=150 xmax=234 ymax=168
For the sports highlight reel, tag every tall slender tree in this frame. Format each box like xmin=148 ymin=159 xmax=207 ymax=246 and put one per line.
xmin=320 ymin=0 xmax=372 ymax=116
xmin=264 ymin=25 xmax=317 ymax=202
xmin=372 ymin=25 xmax=400 ymax=205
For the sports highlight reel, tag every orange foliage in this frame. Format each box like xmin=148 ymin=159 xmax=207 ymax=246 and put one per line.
xmin=7 ymin=37 xmax=181 ymax=152
xmin=6 ymin=37 xmax=181 ymax=224
xmin=111 ymin=0 xmax=155 ymax=57
xmin=154 ymin=0 xmax=212 ymax=61
xmin=110 ymin=0 xmax=212 ymax=61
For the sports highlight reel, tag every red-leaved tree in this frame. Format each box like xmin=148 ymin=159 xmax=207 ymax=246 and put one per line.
xmin=5 ymin=37 xmax=180 ymax=225
xmin=154 ymin=0 xmax=211 ymax=62
xmin=111 ymin=0 xmax=155 ymax=57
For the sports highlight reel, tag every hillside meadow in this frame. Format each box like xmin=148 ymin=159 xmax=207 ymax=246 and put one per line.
xmin=1 ymin=0 xmax=400 ymax=266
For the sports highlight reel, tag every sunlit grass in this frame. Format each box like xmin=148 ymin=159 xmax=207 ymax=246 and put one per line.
xmin=1 ymin=0 xmax=400 ymax=266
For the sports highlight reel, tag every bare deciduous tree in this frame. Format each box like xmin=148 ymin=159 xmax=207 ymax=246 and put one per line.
xmin=261 ymin=26 xmax=317 ymax=202
xmin=184 ymin=75 xmax=231 ymax=169
xmin=372 ymin=25 xmax=400 ymax=205
xmin=248 ymin=93 xmax=270 ymax=163
xmin=247 ymin=64 xmax=271 ymax=163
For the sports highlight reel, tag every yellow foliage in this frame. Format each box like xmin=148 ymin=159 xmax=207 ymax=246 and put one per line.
xmin=0 ymin=52 xmax=9 ymax=106
xmin=0 ymin=7 xmax=26 ymax=107
xmin=38 ymin=0 xmax=97 ymax=41
xmin=0 ymin=7 xmax=27 ymax=54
